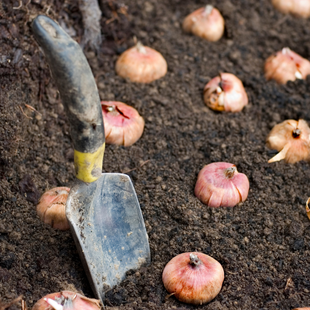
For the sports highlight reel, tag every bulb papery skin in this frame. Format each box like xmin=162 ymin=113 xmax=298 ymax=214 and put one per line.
xmin=264 ymin=48 xmax=310 ymax=84
xmin=101 ymin=101 xmax=145 ymax=147
xmin=36 ymin=187 xmax=70 ymax=230
xmin=115 ymin=43 xmax=167 ymax=83
xmin=267 ymin=119 xmax=310 ymax=163
xmin=203 ymin=73 xmax=248 ymax=112
xmin=162 ymin=252 xmax=224 ymax=305
xmin=272 ymin=0 xmax=310 ymax=18
xmin=195 ymin=162 xmax=249 ymax=208
xmin=183 ymin=5 xmax=225 ymax=41
xmin=32 ymin=291 xmax=101 ymax=310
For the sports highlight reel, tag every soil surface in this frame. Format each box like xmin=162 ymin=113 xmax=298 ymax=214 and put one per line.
xmin=2 ymin=0 xmax=310 ymax=309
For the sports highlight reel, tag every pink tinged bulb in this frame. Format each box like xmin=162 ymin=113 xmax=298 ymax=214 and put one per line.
xmin=36 ymin=187 xmax=70 ymax=230
xmin=162 ymin=252 xmax=224 ymax=305
xmin=195 ymin=162 xmax=250 ymax=208
xmin=101 ymin=101 xmax=145 ymax=147
xmin=203 ymin=73 xmax=248 ymax=112
xmin=267 ymin=119 xmax=310 ymax=163
xmin=183 ymin=5 xmax=225 ymax=42
xmin=264 ymin=48 xmax=310 ymax=84
xmin=115 ymin=42 xmax=167 ymax=83
xmin=32 ymin=291 xmax=101 ymax=310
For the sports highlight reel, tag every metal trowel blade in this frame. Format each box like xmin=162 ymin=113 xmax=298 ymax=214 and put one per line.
xmin=66 ymin=173 xmax=150 ymax=303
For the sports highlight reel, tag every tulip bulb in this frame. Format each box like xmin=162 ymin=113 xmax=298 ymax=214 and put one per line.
xmin=101 ymin=101 xmax=144 ymax=146
xmin=267 ymin=119 xmax=310 ymax=163
xmin=36 ymin=187 xmax=70 ymax=230
xmin=195 ymin=162 xmax=249 ymax=208
xmin=264 ymin=48 xmax=310 ymax=84
xmin=183 ymin=5 xmax=225 ymax=41
xmin=272 ymin=0 xmax=310 ymax=18
xmin=115 ymin=42 xmax=167 ymax=83
xmin=32 ymin=291 xmax=101 ymax=310
xmin=162 ymin=252 xmax=224 ymax=305
xmin=203 ymin=73 xmax=248 ymax=112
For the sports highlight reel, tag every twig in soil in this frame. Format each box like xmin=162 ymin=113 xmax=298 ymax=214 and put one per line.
xmin=164 ymin=292 xmax=175 ymax=301
xmin=275 ymin=15 xmax=288 ymax=28
xmin=13 ymin=0 xmax=22 ymax=9
xmin=79 ymin=0 xmax=102 ymax=51
xmin=285 ymin=277 xmax=294 ymax=290
xmin=45 ymin=5 xmax=54 ymax=16
xmin=21 ymin=300 xmax=27 ymax=310
xmin=23 ymin=0 xmax=31 ymax=16
xmin=105 ymin=1 xmax=128 ymax=25
xmin=19 ymin=105 xmax=32 ymax=119
xmin=25 ymin=103 xmax=42 ymax=115
xmin=122 ymin=160 xmax=150 ymax=174
xmin=0 ymin=295 xmax=23 ymax=310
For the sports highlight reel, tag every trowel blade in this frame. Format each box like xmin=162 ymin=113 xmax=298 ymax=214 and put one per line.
xmin=66 ymin=173 xmax=150 ymax=303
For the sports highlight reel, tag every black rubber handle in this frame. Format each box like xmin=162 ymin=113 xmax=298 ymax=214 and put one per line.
xmin=32 ymin=15 xmax=105 ymax=182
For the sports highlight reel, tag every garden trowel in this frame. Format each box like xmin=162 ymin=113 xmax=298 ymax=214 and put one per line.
xmin=32 ymin=15 xmax=150 ymax=304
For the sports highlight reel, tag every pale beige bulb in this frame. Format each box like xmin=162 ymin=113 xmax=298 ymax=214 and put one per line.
xmin=183 ymin=5 xmax=225 ymax=41
xmin=267 ymin=119 xmax=310 ymax=163
xmin=264 ymin=48 xmax=310 ymax=84
xmin=272 ymin=0 xmax=310 ymax=18
xmin=115 ymin=42 xmax=167 ymax=83
xmin=36 ymin=187 xmax=70 ymax=230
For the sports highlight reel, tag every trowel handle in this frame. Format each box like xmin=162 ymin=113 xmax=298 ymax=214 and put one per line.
xmin=32 ymin=15 xmax=105 ymax=183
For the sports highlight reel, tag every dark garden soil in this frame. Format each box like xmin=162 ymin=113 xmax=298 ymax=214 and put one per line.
xmin=2 ymin=0 xmax=310 ymax=309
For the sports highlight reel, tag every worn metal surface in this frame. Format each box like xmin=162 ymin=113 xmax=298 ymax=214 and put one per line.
xmin=66 ymin=173 xmax=150 ymax=302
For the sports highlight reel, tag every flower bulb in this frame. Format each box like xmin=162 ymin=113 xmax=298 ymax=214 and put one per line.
xmin=162 ymin=252 xmax=224 ymax=305
xmin=183 ymin=5 xmax=225 ymax=41
xmin=264 ymin=48 xmax=310 ymax=84
xmin=36 ymin=187 xmax=70 ymax=230
xmin=267 ymin=119 xmax=310 ymax=163
xmin=203 ymin=73 xmax=248 ymax=112
xmin=101 ymin=101 xmax=144 ymax=146
xmin=115 ymin=42 xmax=167 ymax=83
xmin=195 ymin=162 xmax=249 ymax=207
xmin=272 ymin=0 xmax=310 ymax=18
xmin=32 ymin=291 xmax=101 ymax=310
